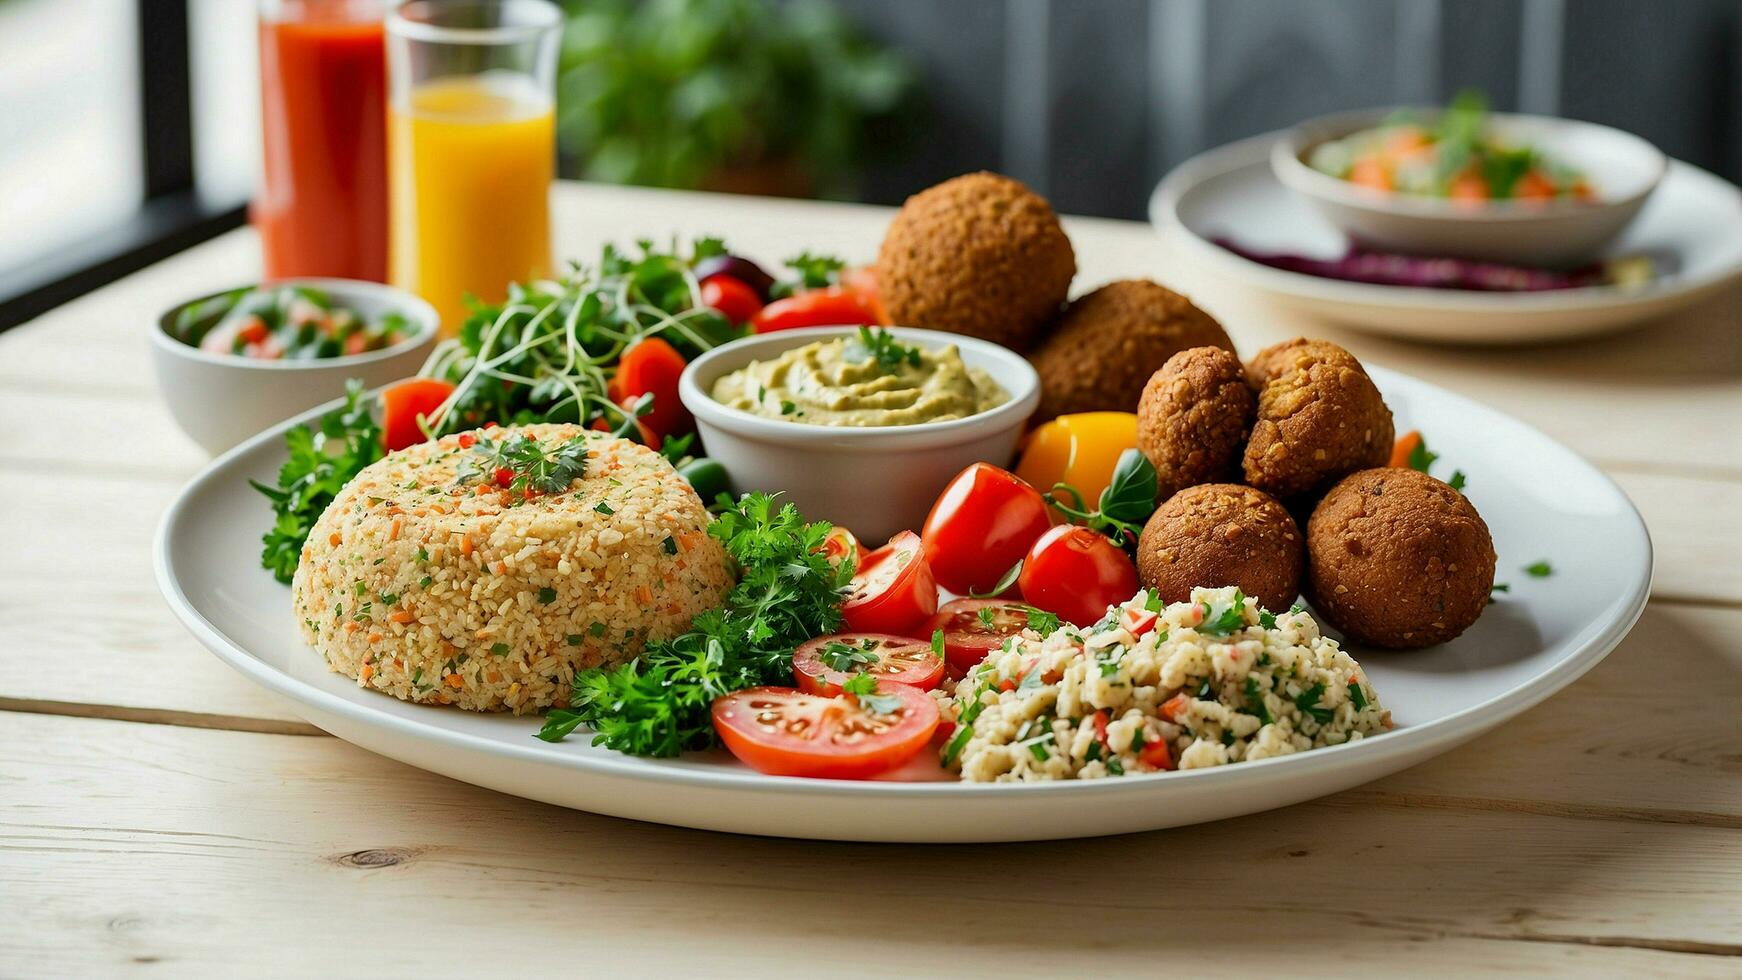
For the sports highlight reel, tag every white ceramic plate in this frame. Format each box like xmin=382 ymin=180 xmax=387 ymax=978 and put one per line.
xmin=1152 ymin=132 xmax=1742 ymax=344
xmin=155 ymin=369 xmax=1650 ymax=842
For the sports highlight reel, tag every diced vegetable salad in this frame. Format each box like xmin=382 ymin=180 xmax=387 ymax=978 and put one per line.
xmin=1309 ymin=92 xmax=1593 ymax=202
xmin=172 ymin=285 xmax=415 ymax=360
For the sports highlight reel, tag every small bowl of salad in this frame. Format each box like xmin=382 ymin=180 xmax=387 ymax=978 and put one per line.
xmin=1272 ymin=94 xmax=1665 ymax=266
xmin=152 ymin=279 xmax=438 ymax=453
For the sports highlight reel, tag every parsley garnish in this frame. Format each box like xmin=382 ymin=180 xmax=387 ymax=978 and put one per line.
xmin=848 ymin=326 xmax=922 ymax=373
xmin=1407 ymin=437 xmax=1439 ymax=474
xmin=1259 ymin=610 xmax=1277 ymax=630
xmin=538 ymin=587 xmax=558 ymax=604
xmin=490 ymin=642 xmax=510 ymax=656
xmin=942 ymin=725 xmax=973 ymax=767
xmin=250 ymin=380 xmax=384 ymax=583
xmin=1243 ymin=675 xmax=1273 ymax=726
xmin=976 ymin=607 xmax=996 ymax=629
xmin=1524 ymin=560 xmax=1554 ymax=578
xmin=931 ymin=629 xmax=945 ymax=659
xmin=841 ymin=672 xmax=903 ymax=715
xmin=1349 ymin=681 xmax=1369 ymax=710
xmin=818 ymin=640 xmax=880 ymax=673
xmin=1293 ymin=682 xmax=1335 ymax=724
xmin=455 ymin=431 xmax=590 ymax=495
xmin=538 ymin=494 xmax=853 ymax=754
xmin=1197 ymin=591 xmax=1248 ymax=636
xmin=662 ymin=535 xmax=678 ymax=555
xmin=1024 ymin=606 xmax=1061 ymax=638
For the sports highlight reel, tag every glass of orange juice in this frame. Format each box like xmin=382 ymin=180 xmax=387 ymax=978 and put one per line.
xmin=386 ymin=0 xmax=561 ymax=336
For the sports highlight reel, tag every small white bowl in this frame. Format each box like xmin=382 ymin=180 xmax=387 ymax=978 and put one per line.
xmin=151 ymin=279 xmax=439 ymax=454
xmin=679 ymin=326 xmax=1039 ymax=543
xmin=1272 ymin=107 xmax=1665 ymax=266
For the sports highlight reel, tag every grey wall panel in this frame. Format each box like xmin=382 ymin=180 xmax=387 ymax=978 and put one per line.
xmin=832 ymin=0 xmax=1009 ymax=206
xmin=1559 ymin=0 xmax=1738 ymax=177
xmin=1440 ymin=0 xmax=1522 ymax=108
xmin=1200 ymin=0 xmax=1404 ymax=147
xmin=1047 ymin=0 xmax=1150 ymax=217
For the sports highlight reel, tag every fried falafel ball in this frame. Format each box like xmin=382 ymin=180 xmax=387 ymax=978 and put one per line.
xmin=1136 ymin=483 xmax=1303 ymax=615
xmin=1306 ymin=467 xmax=1496 ymax=649
xmin=1243 ymin=338 xmax=1394 ymax=499
xmin=875 ymin=171 xmax=1075 ymax=351
xmin=1029 ymin=280 xmax=1235 ymax=422
xmin=1137 ymin=346 xmax=1255 ymax=501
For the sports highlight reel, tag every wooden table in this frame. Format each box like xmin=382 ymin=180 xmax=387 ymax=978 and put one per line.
xmin=5 ymin=183 xmax=1740 ymax=976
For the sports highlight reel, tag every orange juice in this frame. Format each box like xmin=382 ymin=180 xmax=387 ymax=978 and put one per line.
xmin=389 ymin=74 xmax=553 ymax=335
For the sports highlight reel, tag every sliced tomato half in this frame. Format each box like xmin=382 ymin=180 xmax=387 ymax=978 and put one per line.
xmin=711 ymin=685 xmax=940 ymax=779
xmin=842 ymin=531 xmax=938 ymax=634
xmin=380 ymin=378 xmax=456 ymax=452
xmin=922 ymin=598 xmax=1035 ymax=675
xmin=793 ymin=633 xmax=945 ymax=696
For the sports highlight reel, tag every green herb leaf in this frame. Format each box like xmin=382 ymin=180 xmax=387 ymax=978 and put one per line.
xmin=1524 ymin=560 xmax=1553 ymax=578
xmin=969 ymin=561 xmax=1023 ymax=598
xmin=841 ymin=672 xmax=902 ymax=715
xmin=1024 ymin=606 xmax=1060 ymax=638
xmin=1197 ymin=591 xmax=1248 ymax=636
xmin=818 ymin=640 xmax=880 ymax=673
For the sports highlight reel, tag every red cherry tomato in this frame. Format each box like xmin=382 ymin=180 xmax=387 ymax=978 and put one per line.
xmin=792 ymin=633 xmax=945 ymax=696
xmin=613 ymin=337 xmax=689 ymax=442
xmin=1119 ymin=604 xmax=1158 ymax=638
xmin=1019 ymin=525 xmax=1138 ymax=627
xmin=751 ymin=285 xmax=883 ymax=333
xmin=380 ymin=378 xmax=456 ymax=452
xmin=842 ymin=531 xmax=938 ymax=634
xmin=711 ymin=684 xmax=940 ymax=779
xmin=818 ymin=525 xmax=862 ymax=573
xmin=922 ymin=598 xmax=1035 ymax=675
xmin=921 ymin=463 xmax=1052 ymax=596
xmin=699 ymin=274 xmax=764 ymax=325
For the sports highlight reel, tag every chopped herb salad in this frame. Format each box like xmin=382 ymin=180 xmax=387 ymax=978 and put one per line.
xmin=941 ymin=586 xmax=1391 ymax=781
xmin=171 ymin=284 xmax=418 ymax=360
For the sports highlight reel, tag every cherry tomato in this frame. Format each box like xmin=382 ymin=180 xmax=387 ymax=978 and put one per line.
xmin=1019 ymin=525 xmax=1138 ymax=627
xmin=700 ymin=274 xmax=764 ymax=325
xmin=1119 ymin=604 xmax=1159 ymax=638
xmin=843 ymin=531 xmax=938 ymax=634
xmin=839 ymin=266 xmax=890 ymax=324
xmin=613 ymin=337 xmax=690 ymax=442
xmin=751 ymin=285 xmax=883 ymax=333
xmin=1512 ymin=169 xmax=1558 ymax=201
xmin=380 ymin=378 xmax=456 ymax=452
xmin=818 ymin=525 xmax=862 ymax=573
xmin=922 ymin=598 xmax=1034 ymax=675
xmin=921 ymin=463 xmax=1052 ymax=596
xmin=711 ymin=684 xmax=940 ymax=779
xmin=792 ymin=633 xmax=945 ymax=696
xmin=1140 ymin=737 xmax=1174 ymax=771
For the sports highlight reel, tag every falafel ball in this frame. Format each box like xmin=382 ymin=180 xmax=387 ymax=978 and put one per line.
xmin=1243 ymin=338 xmax=1394 ymax=499
xmin=1030 ymin=280 xmax=1235 ymax=422
xmin=1137 ymin=346 xmax=1255 ymax=500
xmin=875 ymin=172 xmax=1075 ymax=351
xmin=1136 ymin=483 xmax=1303 ymax=615
xmin=1306 ymin=467 xmax=1496 ymax=649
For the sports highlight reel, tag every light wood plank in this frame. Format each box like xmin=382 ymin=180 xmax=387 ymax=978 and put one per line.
xmin=3 ymin=710 xmax=1738 ymax=975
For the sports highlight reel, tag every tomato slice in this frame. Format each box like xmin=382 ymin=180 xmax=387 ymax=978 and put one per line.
xmin=818 ymin=525 xmax=862 ymax=573
xmin=842 ymin=531 xmax=938 ymax=634
xmin=1019 ymin=525 xmax=1139 ymax=627
xmin=921 ymin=462 xmax=1051 ymax=596
xmin=750 ymin=285 xmax=883 ymax=333
xmin=1119 ymin=605 xmax=1158 ymax=637
xmin=712 ymin=684 xmax=940 ymax=779
xmin=613 ymin=337 xmax=690 ymax=441
xmin=380 ymin=378 xmax=456 ymax=452
xmin=793 ymin=633 xmax=945 ymax=696
xmin=699 ymin=274 xmax=764 ymax=325
xmin=922 ymin=598 xmax=1035 ymax=674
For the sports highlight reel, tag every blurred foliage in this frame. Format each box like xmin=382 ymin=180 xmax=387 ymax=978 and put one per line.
xmin=556 ymin=0 xmax=918 ymax=198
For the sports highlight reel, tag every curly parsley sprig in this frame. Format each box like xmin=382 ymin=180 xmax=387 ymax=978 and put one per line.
xmin=454 ymin=431 xmax=591 ymax=495
xmin=536 ymin=492 xmax=853 ymax=755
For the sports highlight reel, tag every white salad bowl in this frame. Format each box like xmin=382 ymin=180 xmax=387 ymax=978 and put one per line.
xmin=1272 ymin=108 xmax=1665 ymax=266
xmin=151 ymin=278 xmax=439 ymax=454
xmin=679 ymin=326 xmax=1040 ymax=543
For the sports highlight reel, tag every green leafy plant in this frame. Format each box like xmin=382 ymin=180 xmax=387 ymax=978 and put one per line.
xmin=250 ymin=380 xmax=384 ymax=584
xmin=556 ymin=0 xmax=917 ymax=197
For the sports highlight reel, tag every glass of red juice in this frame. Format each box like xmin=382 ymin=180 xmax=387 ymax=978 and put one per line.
xmin=255 ymin=0 xmax=390 ymax=281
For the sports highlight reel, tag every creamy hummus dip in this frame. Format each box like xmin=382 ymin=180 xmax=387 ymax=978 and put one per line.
xmin=711 ymin=333 xmax=1008 ymax=427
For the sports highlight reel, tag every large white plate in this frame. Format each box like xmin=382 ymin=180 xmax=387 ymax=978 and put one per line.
xmin=1151 ymin=133 xmax=1742 ymax=344
xmin=155 ymin=369 xmax=1650 ymax=842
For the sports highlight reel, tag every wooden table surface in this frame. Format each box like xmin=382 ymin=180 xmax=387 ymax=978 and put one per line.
xmin=5 ymin=183 xmax=1741 ymax=976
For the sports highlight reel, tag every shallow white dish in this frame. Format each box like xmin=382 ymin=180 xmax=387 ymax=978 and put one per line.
xmin=1274 ymin=108 xmax=1664 ymax=266
xmin=151 ymin=279 xmax=439 ymax=454
xmin=156 ymin=367 xmax=1650 ymax=842
xmin=679 ymin=325 xmax=1039 ymax=543
xmin=1153 ymin=133 xmax=1742 ymax=344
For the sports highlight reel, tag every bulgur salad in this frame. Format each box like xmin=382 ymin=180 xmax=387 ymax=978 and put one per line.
xmin=940 ymin=586 xmax=1391 ymax=782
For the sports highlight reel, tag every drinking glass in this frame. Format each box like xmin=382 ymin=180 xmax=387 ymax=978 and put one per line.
xmin=386 ymin=0 xmax=561 ymax=335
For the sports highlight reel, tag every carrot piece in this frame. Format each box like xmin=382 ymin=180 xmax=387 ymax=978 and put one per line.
xmin=359 ymin=663 xmax=374 ymax=682
xmin=366 ymin=632 xmax=382 ymax=644
xmin=1161 ymin=693 xmax=1192 ymax=722
xmin=389 ymin=518 xmax=402 ymax=541
xmin=636 ymin=584 xmax=654 ymax=604
xmin=444 ymin=673 xmax=463 ymax=689
xmin=1389 ymin=430 xmax=1422 ymax=468
xmin=389 ymin=610 xmax=413 ymax=624
xmin=460 ymin=535 xmax=474 ymax=557
xmin=1348 ymin=156 xmax=1393 ymax=192
xmin=328 ymin=532 xmax=342 ymax=547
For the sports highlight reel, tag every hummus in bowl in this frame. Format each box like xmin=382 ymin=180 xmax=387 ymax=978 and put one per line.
xmin=709 ymin=330 xmax=1009 ymax=427
xmin=679 ymin=326 xmax=1039 ymax=542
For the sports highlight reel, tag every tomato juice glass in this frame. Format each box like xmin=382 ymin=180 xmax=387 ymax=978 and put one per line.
xmin=255 ymin=0 xmax=391 ymax=282
xmin=386 ymin=0 xmax=561 ymax=337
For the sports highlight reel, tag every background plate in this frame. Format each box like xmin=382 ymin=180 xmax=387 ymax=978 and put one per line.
xmin=1151 ymin=133 xmax=1742 ymax=345
xmin=155 ymin=367 xmax=1651 ymax=842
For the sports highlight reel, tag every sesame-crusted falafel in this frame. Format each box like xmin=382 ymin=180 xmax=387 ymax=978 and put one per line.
xmin=875 ymin=172 xmax=1075 ymax=351
xmin=1137 ymin=346 xmax=1255 ymax=501
xmin=1136 ymin=483 xmax=1303 ymax=615
xmin=1243 ymin=338 xmax=1394 ymax=499
xmin=1029 ymin=280 xmax=1234 ymax=422
xmin=1306 ymin=467 xmax=1496 ymax=649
